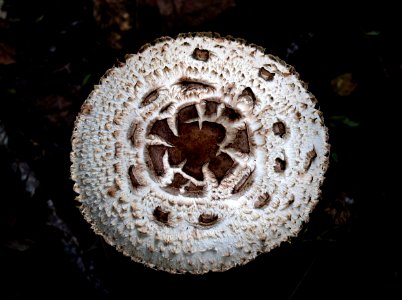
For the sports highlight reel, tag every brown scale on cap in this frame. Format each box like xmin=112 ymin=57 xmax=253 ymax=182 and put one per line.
xmin=159 ymin=102 xmax=173 ymax=114
xmin=226 ymin=127 xmax=250 ymax=153
xmin=153 ymin=206 xmax=169 ymax=224
xmin=274 ymin=158 xmax=286 ymax=172
xmin=150 ymin=119 xmax=176 ymax=143
xmin=128 ymin=165 xmax=142 ymax=189
xmin=232 ymin=171 xmax=253 ymax=194
xmin=240 ymin=87 xmax=256 ymax=104
xmin=169 ymin=173 xmax=189 ymax=188
xmin=198 ymin=213 xmax=218 ymax=226
xmin=147 ymin=145 xmax=168 ymax=176
xmin=273 ymin=121 xmax=286 ymax=137
xmin=254 ymin=193 xmax=271 ymax=208
xmin=177 ymin=104 xmax=199 ymax=124
xmin=204 ymin=100 xmax=219 ymax=116
xmin=208 ymin=153 xmax=235 ymax=184
xmin=177 ymin=78 xmax=215 ymax=94
xmin=304 ymin=148 xmax=317 ymax=171
xmin=221 ymin=106 xmax=241 ymax=121
xmin=192 ymin=48 xmax=210 ymax=61
xmin=184 ymin=182 xmax=204 ymax=196
xmin=163 ymin=173 xmax=189 ymax=195
xmin=141 ymin=89 xmax=159 ymax=107
xmin=259 ymin=67 xmax=275 ymax=81
xmin=129 ymin=123 xmax=138 ymax=146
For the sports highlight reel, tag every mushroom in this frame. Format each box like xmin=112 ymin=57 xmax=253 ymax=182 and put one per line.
xmin=71 ymin=33 xmax=329 ymax=274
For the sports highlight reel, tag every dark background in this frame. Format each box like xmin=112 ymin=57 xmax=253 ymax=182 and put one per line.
xmin=1 ymin=0 xmax=401 ymax=299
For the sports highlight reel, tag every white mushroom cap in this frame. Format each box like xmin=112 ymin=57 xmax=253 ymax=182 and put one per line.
xmin=71 ymin=33 xmax=329 ymax=274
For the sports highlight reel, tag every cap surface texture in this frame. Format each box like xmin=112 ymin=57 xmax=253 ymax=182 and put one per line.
xmin=71 ymin=33 xmax=329 ymax=274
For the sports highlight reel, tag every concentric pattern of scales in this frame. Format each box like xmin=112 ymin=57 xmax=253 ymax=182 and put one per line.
xmin=71 ymin=33 xmax=329 ymax=274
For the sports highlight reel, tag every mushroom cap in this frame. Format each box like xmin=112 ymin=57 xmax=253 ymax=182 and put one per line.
xmin=71 ymin=33 xmax=329 ymax=274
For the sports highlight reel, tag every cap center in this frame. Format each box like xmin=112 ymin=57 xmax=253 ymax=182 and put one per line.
xmin=173 ymin=121 xmax=225 ymax=181
xmin=145 ymin=101 xmax=253 ymax=196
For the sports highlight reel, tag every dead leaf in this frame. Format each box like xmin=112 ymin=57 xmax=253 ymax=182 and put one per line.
xmin=153 ymin=0 xmax=235 ymax=27
xmin=329 ymin=115 xmax=360 ymax=127
xmin=0 ymin=0 xmax=7 ymax=20
xmin=331 ymin=73 xmax=357 ymax=96
xmin=0 ymin=120 xmax=8 ymax=147
xmin=92 ymin=0 xmax=234 ymax=48
xmin=36 ymin=95 xmax=74 ymax=127
xmin=11 ymin=161 xmax=40 ymax=196
xmin=324 ymin=192 xmax=352 ymax=225
xmin=3 ymin=239 xmax=35 ymax=251
xmin=0 ymin=42 xmax=16 ymax=65
xmin=93 ymin=0 xmax=132 ymax=49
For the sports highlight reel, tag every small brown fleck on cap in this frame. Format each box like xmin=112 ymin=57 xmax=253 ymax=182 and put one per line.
xmin=259 ymin=67 xmax=275 ymax=81
xmin=273 ymin=121 xmax=286 ymax=137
